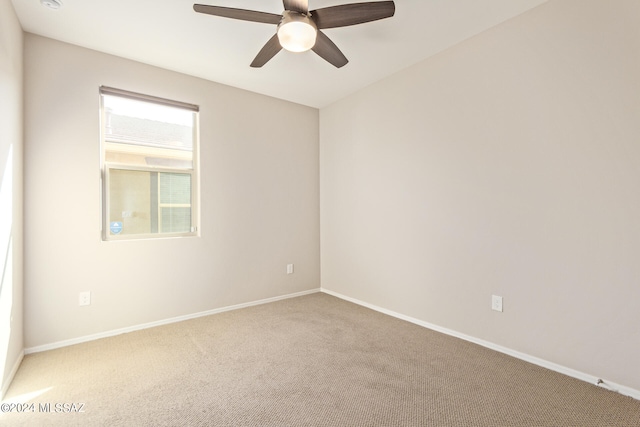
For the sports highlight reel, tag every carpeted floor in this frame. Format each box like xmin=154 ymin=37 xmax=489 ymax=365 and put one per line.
xmin=2 ymin=292 xmax=639 ymax=426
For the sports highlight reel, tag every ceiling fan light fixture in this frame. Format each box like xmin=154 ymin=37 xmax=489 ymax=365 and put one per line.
xmin=277 ymin=11 xmax=317 ymax=53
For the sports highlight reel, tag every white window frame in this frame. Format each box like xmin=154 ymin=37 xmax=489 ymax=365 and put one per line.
xmin=99 ymin=87 xmax=199 ymax=241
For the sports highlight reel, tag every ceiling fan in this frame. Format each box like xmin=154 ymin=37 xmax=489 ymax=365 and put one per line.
xmin=193 ymin=1 xmax=396 ymax=68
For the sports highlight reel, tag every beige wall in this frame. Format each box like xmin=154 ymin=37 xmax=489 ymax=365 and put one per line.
xmin=23 ymin=34 xmax=320 ymax=348
xmin=320 ymin=0 xmax=640 ymax=391
xmin=0 ymin=0 xmax=24 ymax=396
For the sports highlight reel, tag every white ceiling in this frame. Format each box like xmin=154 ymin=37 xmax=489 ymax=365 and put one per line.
xmin=12 ymin=0 xmax=547 ymax=108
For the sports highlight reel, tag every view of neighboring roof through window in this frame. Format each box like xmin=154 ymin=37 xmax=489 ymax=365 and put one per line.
xmin=103 ymin=94 xmax=194 ymax=168
xmin=100 ymin=87 xmax=199 ymax=240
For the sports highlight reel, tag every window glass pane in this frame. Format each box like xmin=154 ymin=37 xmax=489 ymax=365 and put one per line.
xmin=159 ymin=173 xmax=191 ymax=205
xmin=108 ymin=169 xmax=153 ymax=236
xmin=107 ymin=169 xmax=192 ymax=236
xmin=103 ymin=95 xmax=194 ymax=150
xmin=160 ymin=207 xmax=192 ymax=233
xmin=103 ymin=94 xmax=194 ymax=170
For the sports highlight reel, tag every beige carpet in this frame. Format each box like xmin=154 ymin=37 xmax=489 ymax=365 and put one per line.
xmin=2 ymin=293 xmax=639 ymax=426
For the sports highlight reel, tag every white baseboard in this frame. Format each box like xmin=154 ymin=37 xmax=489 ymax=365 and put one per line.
xmin=321 ymin=288 xmax=640 ymax=401
xmin=1 ymin=350 xmax=24 ymax=401
xmin=25 ymin=288 xmax=321 ymax=355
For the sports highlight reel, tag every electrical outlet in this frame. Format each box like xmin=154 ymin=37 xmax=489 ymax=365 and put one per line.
xmin=79 ymin=291 xmax=91 ymax=306
xmin=491 ymin=295 xmax=503 ymax=312
xmin=286 ymin=264 xmax=294 ymax=274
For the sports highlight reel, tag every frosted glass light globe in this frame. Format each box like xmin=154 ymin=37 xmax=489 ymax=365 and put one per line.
xmin=277 ymin=11 xmax=318 ymax=53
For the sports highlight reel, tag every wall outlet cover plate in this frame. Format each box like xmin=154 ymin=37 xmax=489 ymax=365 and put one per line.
xmin=492 ymin=295 xmax=503 ymax=312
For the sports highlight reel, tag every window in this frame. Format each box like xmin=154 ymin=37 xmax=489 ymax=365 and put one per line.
xmin=100 ymin=87 xmax=199 ymax=240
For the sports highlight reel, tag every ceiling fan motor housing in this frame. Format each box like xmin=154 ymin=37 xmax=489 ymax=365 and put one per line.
xmin=277 ymin=10 xmax=318 ymax=52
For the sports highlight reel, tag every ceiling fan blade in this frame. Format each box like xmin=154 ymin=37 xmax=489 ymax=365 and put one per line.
xmin=311 ymin=1 xmax=395 ymax=29
xmin=283 ymin=0 xmax=309 ymax=14
xmin=250 ymin=34 xmax=283 ymax=67
xmin=312 ymin=31 xmax=348 ymax=68
xmin=193 ymin=4 xmax=282 ymax=25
